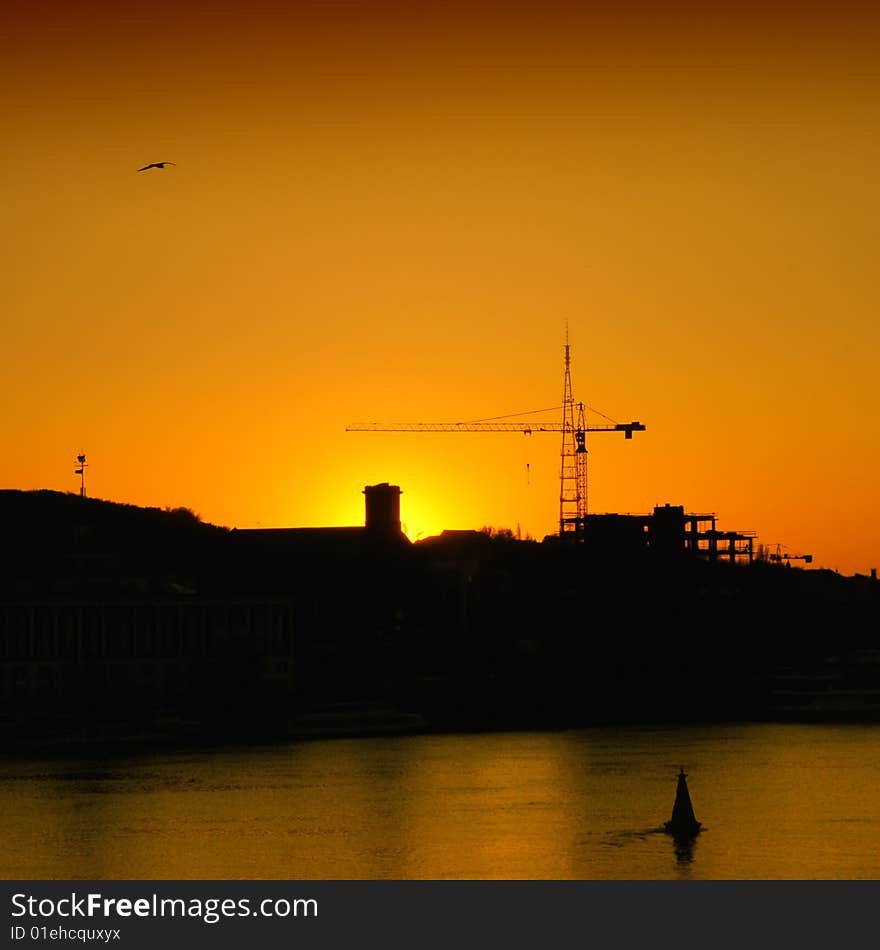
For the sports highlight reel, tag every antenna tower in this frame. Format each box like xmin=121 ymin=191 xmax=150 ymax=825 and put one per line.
xmin=559 ymin=329 xmax=588 ymax=537
xmin=74 ymin=453 xmax=88 ymax=497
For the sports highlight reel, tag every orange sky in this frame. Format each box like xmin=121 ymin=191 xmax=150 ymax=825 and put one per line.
xmin=3 ymin=1 xmax=878 ymax=575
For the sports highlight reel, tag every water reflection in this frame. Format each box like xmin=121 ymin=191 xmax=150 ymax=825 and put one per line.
xmin=670 ymin=831 xmax=699 ymax=871
xmin=1 ymin=724 xmax=878 ymax=879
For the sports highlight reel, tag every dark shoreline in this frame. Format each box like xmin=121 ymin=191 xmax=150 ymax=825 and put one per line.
xmin=4 ymin=706 xmax=879 ymax=763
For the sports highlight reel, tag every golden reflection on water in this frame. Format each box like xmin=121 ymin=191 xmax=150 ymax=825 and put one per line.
xmin=2 ymin=724 xmax=880 ymax=879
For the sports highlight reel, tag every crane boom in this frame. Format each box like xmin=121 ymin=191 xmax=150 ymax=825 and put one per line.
xmin=346 ymin=421 xmax=645 ymax=436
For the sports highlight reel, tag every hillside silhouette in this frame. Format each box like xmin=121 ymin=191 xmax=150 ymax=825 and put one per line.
xmin=0 ymin=489 xmax=228 ymax=596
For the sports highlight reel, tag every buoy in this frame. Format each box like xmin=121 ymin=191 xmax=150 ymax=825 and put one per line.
xmin=664 ymin=766 xmax=702 ymax=837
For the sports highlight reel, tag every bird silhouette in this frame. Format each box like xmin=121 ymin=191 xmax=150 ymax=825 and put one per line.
xmin=137 ymin=162 xmax=176 ymax=172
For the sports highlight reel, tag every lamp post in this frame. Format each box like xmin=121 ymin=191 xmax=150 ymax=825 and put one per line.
xmin=74 ymin=453 xmax=87 ymax=497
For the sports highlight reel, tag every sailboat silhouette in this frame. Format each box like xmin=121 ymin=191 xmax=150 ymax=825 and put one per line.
xmin=664 ymin=767 xmax=703 ymax=837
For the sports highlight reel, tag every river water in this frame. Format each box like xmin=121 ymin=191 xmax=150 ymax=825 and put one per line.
xmin=2 ymin=723 xmax=879 ymax=879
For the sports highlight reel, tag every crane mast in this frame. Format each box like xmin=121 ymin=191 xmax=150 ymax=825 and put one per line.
xmin=559 ymin=334 xmax=588 ymax=538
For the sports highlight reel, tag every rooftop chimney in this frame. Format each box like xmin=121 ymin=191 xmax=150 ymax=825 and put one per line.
xmin=363 ymin=483 xmax=402 ymax=536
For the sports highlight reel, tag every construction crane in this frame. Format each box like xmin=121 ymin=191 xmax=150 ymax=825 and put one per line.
xmin=346 ymin=336 xmax=645 ymax=539
xmin=768 ymin=543 xmax=812 ymax=565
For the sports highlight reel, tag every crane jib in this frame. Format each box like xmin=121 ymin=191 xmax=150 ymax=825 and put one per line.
xmin=345 ymin=422 xmax=645 ymax=434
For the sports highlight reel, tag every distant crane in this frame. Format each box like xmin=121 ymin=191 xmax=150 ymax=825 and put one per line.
xmin=768 ymin=543 xmax=812 ymax=565
xmin=346 ymin=335 xmax=645 ymax=538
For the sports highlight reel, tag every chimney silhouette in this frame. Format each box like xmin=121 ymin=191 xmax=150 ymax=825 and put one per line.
xmin=363 ymin=483 xmax=402 ymax=536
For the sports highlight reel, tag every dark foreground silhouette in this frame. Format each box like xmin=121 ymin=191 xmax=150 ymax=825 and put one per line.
xmin=1 ymin=488 xmax=878 ymax=754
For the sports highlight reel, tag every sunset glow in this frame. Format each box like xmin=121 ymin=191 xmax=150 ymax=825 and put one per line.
xmin=4 ymin=0 xmax=879 ymax=574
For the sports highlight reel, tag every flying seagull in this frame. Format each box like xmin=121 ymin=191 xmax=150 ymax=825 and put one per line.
xmin=137 ymin=162 xmax=176 ymax=172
